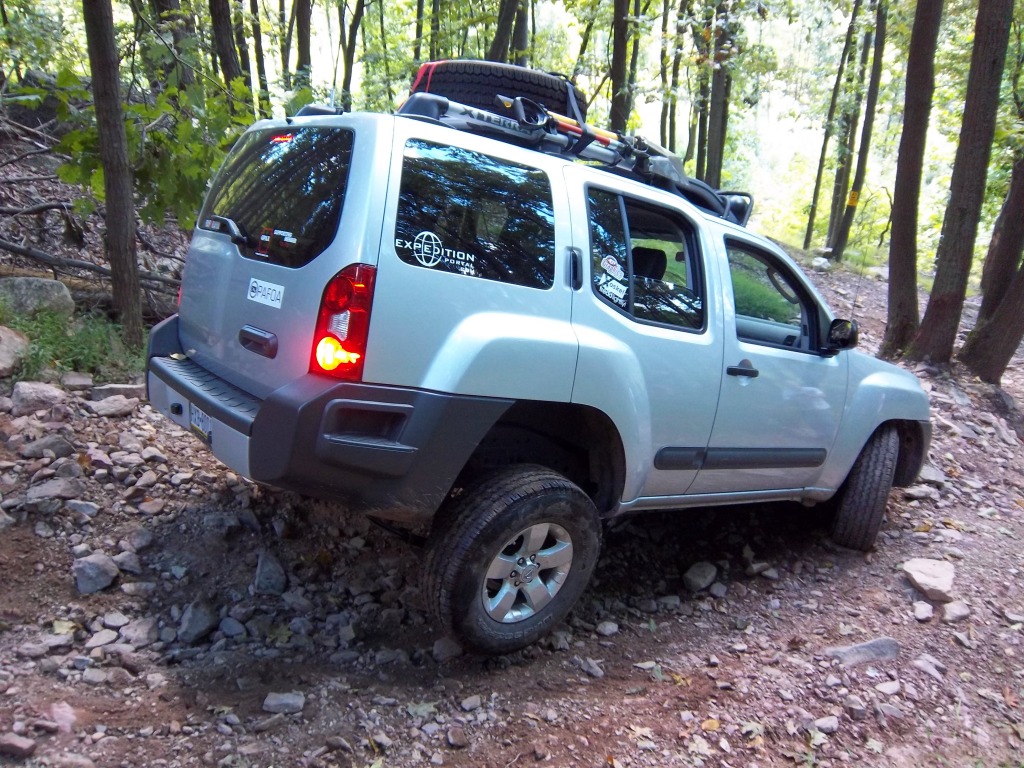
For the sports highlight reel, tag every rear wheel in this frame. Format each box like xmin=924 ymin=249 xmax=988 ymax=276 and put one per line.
xmin=425 ymin=465 xmax=601 ymax=655
xmin=830 ymin=425 xmax=899 ymax=551
xmin=410 ymin=60 xmax=587 ymax=120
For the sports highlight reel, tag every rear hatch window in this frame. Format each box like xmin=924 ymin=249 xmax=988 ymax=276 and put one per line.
xmin=197 ymin=127 xmax=354 ymax=268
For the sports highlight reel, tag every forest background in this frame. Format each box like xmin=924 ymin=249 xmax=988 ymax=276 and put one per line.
xmin=0 ymin=0 xmax=1022 ymax=384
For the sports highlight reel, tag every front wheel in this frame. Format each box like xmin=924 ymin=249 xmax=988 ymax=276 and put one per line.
xmin=830 ymin=425 xmax=899 ymax=551
xmin=425 ymin=465 xmax=602 ymax=655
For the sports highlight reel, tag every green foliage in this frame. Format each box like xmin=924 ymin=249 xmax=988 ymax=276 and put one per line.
xmin=0 ymin=304 xmax=146 ymax=383
xmin=55 ymin=78 xmax=251 ymax=228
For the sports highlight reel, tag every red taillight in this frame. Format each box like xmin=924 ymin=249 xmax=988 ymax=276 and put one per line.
xmin=310 ymin=264 xmax=376 ymax=380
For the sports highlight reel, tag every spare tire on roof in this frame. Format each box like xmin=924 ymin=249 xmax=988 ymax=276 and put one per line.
xmin=410 ymin=60 xmax=587 ymax=121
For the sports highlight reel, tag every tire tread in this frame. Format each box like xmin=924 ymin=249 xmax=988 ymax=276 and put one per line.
xmin=831 ymin=425 xmax=899 ymax=551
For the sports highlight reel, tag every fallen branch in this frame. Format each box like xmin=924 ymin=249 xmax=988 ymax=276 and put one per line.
xmin=0 ymin=174 xmax=58 ymax=184
xmin=0 ymin=201 xmax=73 ymax=216
xmin=0 ymin=236 xmax=179 ymax=289
xmin=0 ymin=147 xmax=50 ymax=170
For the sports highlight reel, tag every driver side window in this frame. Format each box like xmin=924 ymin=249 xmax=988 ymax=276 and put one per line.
xmin=727 ymin=243 xmax=814 ymax=351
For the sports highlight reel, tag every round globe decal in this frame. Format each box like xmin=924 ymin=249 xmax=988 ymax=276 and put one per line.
xmin=413 ymin=231 xmax=444 ymax=268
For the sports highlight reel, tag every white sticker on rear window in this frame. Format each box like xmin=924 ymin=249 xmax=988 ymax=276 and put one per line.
xmin=247 ymin=278 xmax=284 ymax=308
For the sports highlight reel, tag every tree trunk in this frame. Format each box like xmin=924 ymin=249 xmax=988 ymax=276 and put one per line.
xmin=828 ymin=26 xmax=870 ymax=248
xmin=250 ymin=0 xmax=269 ymax=116
xmin=294 ymin=0 xmax=311 ymax=88
xmin=573 ymin=18 xmax=593 ymax=79
xmin=339 ymin=0 xmax=365 ymax=110
xmin=512 ymin=0 xmax=528 ymax=66
xmin=830 ymin=0 xmax=886 ymax=263
xmin=414 ymin=0 xmax=424 ymax=61
xmin=659 ymin=0 xmax=671 ymax=146
xmin=377 ymin=0 xmax=394 ymax=104
xmin=487 ymin=0 xmax=519 ymax=62
xmin=81 ymin=0 xmax=143 ymax=348
xmin=803 ymin=0 xmax=862 ymax=250
xmin=608 ymin=0 xmax=630 ymax=132
xmin=430 ymin=0 xmax=440 ymax=60
xmin=977 ymin=155 xmax=1024 ymax=322
xmin=908 ymin=0 xmax=1014 ymax=363
xmin=705 ymin=65 xmax=729 ymax=188
xmin=880 ymin=0 xmax=943 ymax=358
xmin=694 ymin=70 xmax=709 ymax=179
xmin=210 ymin=0 xmax=244 ymax=86
xmin=957 ymin=250 xmax=1024 ymax=384
xmin=233 ymin=1 xmax=252 ymax=86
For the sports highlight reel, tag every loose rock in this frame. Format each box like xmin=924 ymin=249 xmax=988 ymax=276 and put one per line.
xmin=73 ymin=553 xmax=120 ymax=594
xmin=263 ymin=691 xmax=305 ymax=714
xmin=901 ymin=558 xmax=955 ymax=603
xmin=825 ymin=637 xmax=901 ymax=667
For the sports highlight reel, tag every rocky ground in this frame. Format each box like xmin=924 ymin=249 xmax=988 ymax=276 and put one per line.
xmin=0 ymin=269 xmax=1022 ymax=768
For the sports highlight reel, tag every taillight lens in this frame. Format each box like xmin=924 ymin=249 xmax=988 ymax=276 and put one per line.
xmin=310 ymin=264 xmax=376 ymax=380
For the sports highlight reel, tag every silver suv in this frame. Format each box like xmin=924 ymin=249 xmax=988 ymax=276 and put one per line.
xmin=147 ymin=61 xmax=931 ymax=655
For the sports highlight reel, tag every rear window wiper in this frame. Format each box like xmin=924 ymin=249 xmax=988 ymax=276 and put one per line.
xmin=207 ymin=215 xmax=255 ymax=248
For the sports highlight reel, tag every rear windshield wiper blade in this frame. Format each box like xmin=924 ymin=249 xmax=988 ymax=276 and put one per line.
xmin=208 ymin=215 xmax=255 ymax=248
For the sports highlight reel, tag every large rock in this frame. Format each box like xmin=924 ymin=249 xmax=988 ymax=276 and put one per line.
xmin=177 ymin=599 xmax=220 ymax=644
xmin=85 ymin=395 xmax=139 ymax=417
xmin=825 ymin=637 xmax=901 ymax=667
xmin=73 ymin=553 xmax=120 ymax=594
xmin=0 ymin=325 xmax=29 ymax=377
xmin=11 ymin=381 xmax=66 ymax=415
xmin=901 ymin=558 xmax=955 ymax=602
xmin=263 ymin=691 xmax=305 ymax=714
xmin=0 ymin=277 xmax=74 ymax=317
xmin=683 ymin=561 xmax=718 ymax=592
xmin=19 ymin=434 xmax=77 ymax=459
xmin=91 ymin=382 xmax=146 ymax=401
xmin=252 ymin=551 xmax=288 ymax=595
xmin=27 ymin=477 xmax=86 ymax=502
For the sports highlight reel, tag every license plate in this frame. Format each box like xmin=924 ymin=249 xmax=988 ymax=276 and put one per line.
xmin=189 ymin=402 xmax=213 ymax=445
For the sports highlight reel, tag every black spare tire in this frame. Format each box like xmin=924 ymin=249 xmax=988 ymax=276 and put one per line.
xmin=410 ymin=60 xmax=588 ymax=121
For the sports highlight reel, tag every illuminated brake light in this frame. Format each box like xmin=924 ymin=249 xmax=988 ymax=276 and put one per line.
xmin=270 ymin=133 xmax=294 ymax=144
xmin=310 ymin=264 xmax=376 ymax=380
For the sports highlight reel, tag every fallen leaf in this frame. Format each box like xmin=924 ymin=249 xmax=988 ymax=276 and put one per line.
xmin=52 ymin=620 xmax=77 ymax=635
xmin=808 ymin=729 xmax=828 ymax=748
xmin=742 ymin=721 xmax=765 ymax=739
xmin=866 ymin=738 xmax=884 ymax=754
xmin=629 ymin=725 xmax=655 ymax=740
xmin=914 ymin=521 xmax=934 ymax=532
xmin=701 ymin=718 xmax=720 ymax=732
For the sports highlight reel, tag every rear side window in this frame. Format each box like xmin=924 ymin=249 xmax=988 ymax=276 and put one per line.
xmin=197 ymin=127 xmax=354 ymax=268
xmin=395 ymin=140 xmax=555 ymax=289
xmin=588 ymin=188 xmax=704 ymax=330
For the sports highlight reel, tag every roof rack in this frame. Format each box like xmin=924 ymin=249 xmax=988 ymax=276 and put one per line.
xmin=396 ymin=91 xmax=752 ymax=227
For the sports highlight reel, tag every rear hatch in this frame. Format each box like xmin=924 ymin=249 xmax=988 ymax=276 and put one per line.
xmin=177 ymin=114 xmax=393 ymax=398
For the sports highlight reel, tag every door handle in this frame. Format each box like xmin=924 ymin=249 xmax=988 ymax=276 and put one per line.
xmin=239 ymin=325 xmax=278 ymax=359
xmin=726 ymin=359 xmax=759 ymax=378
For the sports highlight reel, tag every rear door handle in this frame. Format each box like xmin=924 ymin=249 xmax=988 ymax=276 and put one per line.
xmin=726 ymin=359 xmax=759 ymax=378
xmin=239 ymin=325 xmax=278 ymax=359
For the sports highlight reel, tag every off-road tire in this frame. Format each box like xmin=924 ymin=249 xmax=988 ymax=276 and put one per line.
xmin=830 ymin=425 xmax=899 ymax=551
xmin=410 ymin=60 xmax=588 ymax=120
xmin=425 ymin=464 xmax=601 ymax=655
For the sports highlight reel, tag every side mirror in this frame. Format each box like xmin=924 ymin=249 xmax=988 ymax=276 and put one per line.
xmin=824 ymin=318 xmax=859 ymax=355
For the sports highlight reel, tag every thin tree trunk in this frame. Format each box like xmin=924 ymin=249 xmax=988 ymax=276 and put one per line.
xmin=151 ymin=0 xmax=196 ymax=87
xmin=909 ymin=0 xmax=1015 ymax=363
xmin=210 ymin=0 xmax=243 ymax=87
xmin=828 ymin=25 xmax=870 ymax=248
xmin=958 ymin=248 xmax=1024 ymax=384
xmin=430 ymin=0 xmax=440 ymax=59
xmin=340 ymin=0 xmax=365 ymax=110
xmin=280 ymin=0 xmax=294 ymax=90
xmin=377 ymin=0 xmax=394 ymax=105
xmin=294 ymin=0 xmax=311 ymax=88
xmin=609 ymin=0 xmax=630 ymax=132
xmin=82 ymin=0 xmax=143 ymax=347
xmin=705 ymin=66 xmax=728 ymax=187
xmin=414 ymin=0 xmax=424 ymax=61
xmin=804 ymin=0 xmax=862 ymax=250
xmin=978 ymin=155 xmax=1024 ymax=322
xmin=881 ymin=0 xmax=943 ymax=357
xmin=512 ymin=0 xmax=528 ymax=66
xmin=659 ymin=0 xmax=671 ymax=146
xmin=250 ymin=0 xmax=269 ymax=116
xmin=831 ymin=0 xmax=886 ymax=262
xmin=573 ymin=19 xmax=594 ymax=80
xmin=487 ymin=0 xmax=519 ymax=62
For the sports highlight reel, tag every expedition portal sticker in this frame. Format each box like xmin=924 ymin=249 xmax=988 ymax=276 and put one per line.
xmin=395 ymin=231 xmax=478 ymax=276
xmin=247 ymin=277 xmax=284 ymax=308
